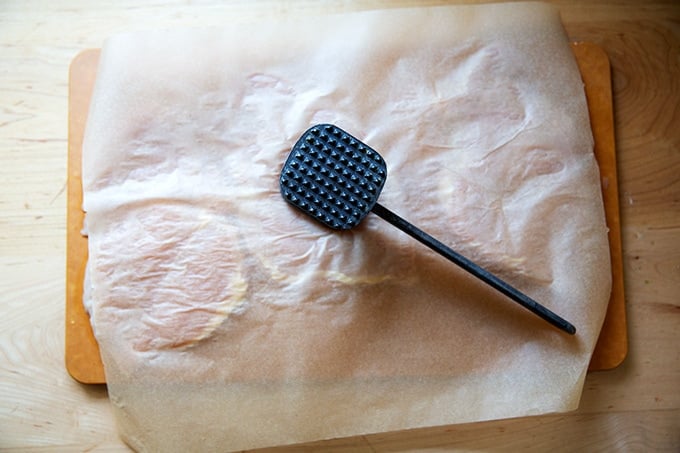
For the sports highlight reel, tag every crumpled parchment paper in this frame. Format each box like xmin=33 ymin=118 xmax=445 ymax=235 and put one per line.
xmin=82 ymin=2 xmax=611 ymax=451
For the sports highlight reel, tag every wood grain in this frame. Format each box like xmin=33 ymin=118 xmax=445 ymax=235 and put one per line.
xmin=1 ymin=1 xmax=678 ymax=451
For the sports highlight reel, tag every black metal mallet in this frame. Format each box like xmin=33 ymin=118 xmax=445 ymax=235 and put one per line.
xmin=279 ymin=123 xmax=576 ymax=335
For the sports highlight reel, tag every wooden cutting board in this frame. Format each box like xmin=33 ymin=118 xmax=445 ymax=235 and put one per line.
xmin=65 ymin=42 xmax=627 ymax=384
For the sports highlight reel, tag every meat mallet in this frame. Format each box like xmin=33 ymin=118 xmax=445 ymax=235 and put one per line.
xmin=279 ymin=123 xmax=576 ymax=335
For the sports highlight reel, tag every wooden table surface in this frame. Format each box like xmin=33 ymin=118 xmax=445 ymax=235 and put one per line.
xmin=1 ymin=1 xmax=678 ymax=451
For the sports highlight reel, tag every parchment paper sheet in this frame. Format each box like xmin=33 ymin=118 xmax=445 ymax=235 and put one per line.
xmin=82 ymin=2 xmax=611 ymax=451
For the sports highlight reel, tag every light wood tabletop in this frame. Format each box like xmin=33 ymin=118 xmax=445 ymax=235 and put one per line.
xmin=1 ymin=1 xmax=678 ymax=451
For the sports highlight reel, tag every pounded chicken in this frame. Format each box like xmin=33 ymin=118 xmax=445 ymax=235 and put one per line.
xmin=81 ymin=3 xmax=611 ymax=451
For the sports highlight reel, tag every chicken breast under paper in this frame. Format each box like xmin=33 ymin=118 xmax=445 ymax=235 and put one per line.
xmin=82 ymin=3 xmax=611 ymax=451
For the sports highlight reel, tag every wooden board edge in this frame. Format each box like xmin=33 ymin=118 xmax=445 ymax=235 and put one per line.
xmin=65 ymin=49 xmax=106 ymax=384
xmin=574 ymin=42 xmax=628 ymax=371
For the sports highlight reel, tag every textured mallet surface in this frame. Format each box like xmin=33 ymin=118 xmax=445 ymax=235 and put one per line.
xmin=280 ymin=124 xmax=387 ymax=230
